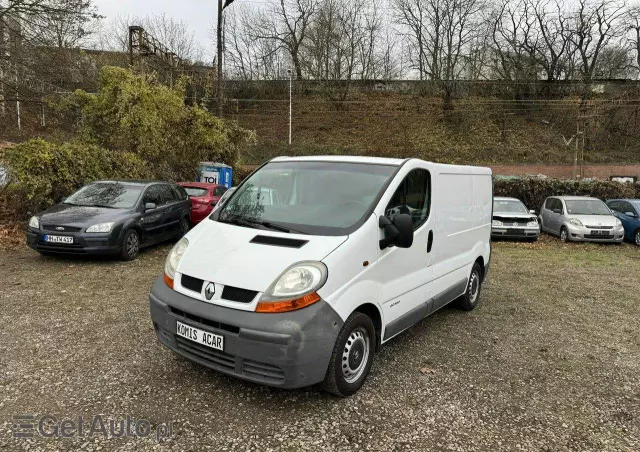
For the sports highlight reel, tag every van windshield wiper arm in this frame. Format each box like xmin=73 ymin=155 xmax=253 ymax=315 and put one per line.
xmin=242 ymin=219 xmax=293 ymax=233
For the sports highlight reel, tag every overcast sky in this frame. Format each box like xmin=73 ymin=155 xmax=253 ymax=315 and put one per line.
xmin=92 ymin=0 xmax=219 ymax=58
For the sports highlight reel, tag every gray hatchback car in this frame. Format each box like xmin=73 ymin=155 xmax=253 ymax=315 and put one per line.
xmin=539 ymin=196 xmax=624 ymax=243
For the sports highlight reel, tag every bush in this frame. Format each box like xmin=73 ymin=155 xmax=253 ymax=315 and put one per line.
xmin=494 ymin=177 xmax=640 ymax=212
xmin=0 ymin=139 xmax=152 ymax=219
xmin=59 ymin=67 xmax=255 ymax=181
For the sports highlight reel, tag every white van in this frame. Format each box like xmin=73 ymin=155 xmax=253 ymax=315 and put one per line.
xmin=150 ymin=156 xmax=492 ymax=396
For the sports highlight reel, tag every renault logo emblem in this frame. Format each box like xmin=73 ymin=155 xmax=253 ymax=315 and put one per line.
xmin=204 ymin=282 xmax=215 ymax=300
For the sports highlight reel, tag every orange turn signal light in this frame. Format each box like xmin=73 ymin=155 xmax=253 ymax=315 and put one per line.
xmin=163 ymin=272 xmax=174 ymax=289
xmin=255 ymin=292 xmax=321 ymax=313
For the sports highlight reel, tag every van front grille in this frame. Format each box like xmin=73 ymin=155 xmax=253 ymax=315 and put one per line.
xmin=180 ymin=275 xmax=204 ymax=293
xmin=222 ymin=286 xmax=258 ymax=303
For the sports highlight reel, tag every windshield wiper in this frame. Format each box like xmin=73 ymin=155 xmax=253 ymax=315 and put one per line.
xmin=92 ymin=204 xmax=116 ymax=209
xmin=219 ymin=217 xmax=260 ymax=229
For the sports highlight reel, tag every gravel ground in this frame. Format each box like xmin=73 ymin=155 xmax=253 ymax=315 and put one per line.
xmin=1 ymin=236 xmax=639 ymax=451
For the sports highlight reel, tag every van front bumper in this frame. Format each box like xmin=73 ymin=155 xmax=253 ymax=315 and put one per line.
xmin=149 ymin=276 xmax=343 ymax=389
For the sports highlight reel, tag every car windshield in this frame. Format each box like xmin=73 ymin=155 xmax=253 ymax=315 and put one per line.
xmin=493 ymin=199 xmax=527 ymax=213
xmin=183 ymin=187 xmax=209 ymax=197
xmin=64 ymin=183 xmax=143 ymax=209
xmin=565 ymin=199 xmax=611 ymax=215
xmin=217 ymin=161 xmax=397 ymax=235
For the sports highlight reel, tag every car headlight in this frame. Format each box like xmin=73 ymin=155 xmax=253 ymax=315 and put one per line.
xmin=28 ymin=216 xmax=40 ymax=229
xmin=86 ymin=222 xmax=114 ymax=233
xmin=164 ymin=237 xmax=189 ymax=287
xmin=569 ymin=218 xmax=583 ymax=227
xmin=615 ymin=219 xmax=623 ymax=228
xmin=527 ymin=220 xmax=538 ymax=227
xmin=492 ymin=220 xmax=503 ymax=227
xmin=256 ymin=261 xmax=328 ymax=313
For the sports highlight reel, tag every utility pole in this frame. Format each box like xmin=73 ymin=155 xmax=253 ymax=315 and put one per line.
xmin=288 ymin=69 xmax=292 ymax=145
xmin=217 ymin=0 xmax=237 ymax=117
xmin=217 ymin=0 xmax=223 ymax=117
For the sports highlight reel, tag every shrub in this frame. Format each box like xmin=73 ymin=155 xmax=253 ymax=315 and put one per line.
xmin=0 ymin=138 xmax=152 ymax=219
xmin=494 ymin=177 xmax=640 ymax=211
xmin=59 ymin=67 xmax=255 ymax=181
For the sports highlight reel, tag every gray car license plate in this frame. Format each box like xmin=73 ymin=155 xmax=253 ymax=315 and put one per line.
xmin=44 ymin=235 xmax=74 ymax=244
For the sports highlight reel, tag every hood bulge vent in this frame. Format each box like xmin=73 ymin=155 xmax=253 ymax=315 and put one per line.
xmin=250 ymin=235 xmax=308 ymax=248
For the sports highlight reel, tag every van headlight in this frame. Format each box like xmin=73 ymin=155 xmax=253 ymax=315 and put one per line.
xmin=28 ymin=216 xmax=40 ymax=229
xmin=569 ymin=218 xmax=583 ymax=227
xmin=86 ymin=222 xmax=114 ymax=233
xmin=256 ymin=261 xmax=328 ymax=313
xmin=492 ymin=220 xmax=502 ymax=227
xmin=164 ymin=238 xmax=189 ymax=288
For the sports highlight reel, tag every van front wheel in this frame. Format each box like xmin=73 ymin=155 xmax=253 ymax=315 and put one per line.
xmin=457 ymin=262 xmax=483 ymax=311
xmin=321 ymin=312 xmax=375 ymax=397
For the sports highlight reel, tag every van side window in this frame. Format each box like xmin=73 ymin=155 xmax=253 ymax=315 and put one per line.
xmin=385 ymin=169 xmax=431 ymax=229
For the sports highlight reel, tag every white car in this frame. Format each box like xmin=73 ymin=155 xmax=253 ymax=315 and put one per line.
xmin=492 ymin=197 xmax=540 ymax=241
xmin=150 ymin=156 xmax=492 ymax=396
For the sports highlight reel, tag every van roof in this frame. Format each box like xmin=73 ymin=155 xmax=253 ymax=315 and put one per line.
xmin=271 ymin=156 xmax=407 ymax=166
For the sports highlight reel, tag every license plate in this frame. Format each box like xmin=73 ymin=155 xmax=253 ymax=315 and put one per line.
xmin=592 ymin=230 xmax=609 ymax=235
xmin=176 ymin=321 xmax=224 ymax=351
xmin=44 ymin=235 xmax=73 ymax=244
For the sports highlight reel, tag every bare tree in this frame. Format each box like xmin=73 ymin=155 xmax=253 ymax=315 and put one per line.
xmin=628 ymin=5 xmax=640 ymax=76
xmin=99 ymin=13 xmax=203 ymax=61
xmin=529 ymin=0 xmax=573 ymax=82
xmin=250 ymin=0 xmax=318 ymax=78
xmin=571 ymin=0 xmax=626 ymax=87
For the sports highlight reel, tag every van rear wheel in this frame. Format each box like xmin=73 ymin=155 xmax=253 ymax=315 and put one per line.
xmin=457 ymin=262 xmax=483 ymax=311
xmin=321 ymin=312 xmax=375 ymax=397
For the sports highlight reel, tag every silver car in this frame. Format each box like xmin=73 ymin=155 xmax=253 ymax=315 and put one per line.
xmin=492 ymin=197 xmax=540 ymax=241
xmin=539 ymin=196 xmax=624 ymax=243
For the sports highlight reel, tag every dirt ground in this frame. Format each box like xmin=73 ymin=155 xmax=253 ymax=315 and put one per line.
xmin=1 ymin=235 xmax=639 ymax=451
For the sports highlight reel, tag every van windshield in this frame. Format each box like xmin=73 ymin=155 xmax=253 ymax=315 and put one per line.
xmin=217 ymin=161 xmax=397 ymax=235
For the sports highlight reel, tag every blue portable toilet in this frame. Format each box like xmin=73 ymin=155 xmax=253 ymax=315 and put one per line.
xmin=198 ymin=162 xmax=233 ymax=188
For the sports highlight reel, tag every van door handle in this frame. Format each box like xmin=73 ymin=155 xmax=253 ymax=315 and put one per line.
xmin=427 ymin=230 xmax=434 ymax=253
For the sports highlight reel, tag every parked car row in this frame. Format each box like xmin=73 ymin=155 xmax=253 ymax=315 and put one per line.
xmin=492 ymin=195 xmax=640 ymax=245
xmin=26 ymin=180 xmax=229 ymax=260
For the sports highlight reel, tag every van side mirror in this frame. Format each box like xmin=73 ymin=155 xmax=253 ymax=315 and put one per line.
xmin=145 ymin=202 xmax=156 ymax=212
xmin=379 ymin=214 xmax=414 ymax=250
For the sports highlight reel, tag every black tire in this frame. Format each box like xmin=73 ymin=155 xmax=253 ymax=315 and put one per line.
xmin=635 ymin=229 xmax=640 ymax=246
xmin=178 ymin=217 xmax=190 ymax=238
xmin=457 ymin=262 xmax=483 ymax=311
xmin=560 ymin=227 xmax=569 ymax=243
xmin=321 ymin=312 xmax=376 ymax=397
xmin=119 ymin=229 xmax=140 ymax=261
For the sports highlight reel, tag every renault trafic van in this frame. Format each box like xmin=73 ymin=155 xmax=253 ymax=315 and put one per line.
xmin=149 ymin=156 xmax=492 ymax=396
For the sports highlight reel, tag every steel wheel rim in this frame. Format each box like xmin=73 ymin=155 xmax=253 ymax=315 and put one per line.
xmin=469 ymin=271 xmax=480 ymax=304
xmin=341 ymin=327 xmax=370 ymax=384
xmin=561 ymin=230 xmax=567 ymax=242
xmin=127 ymin=233 xmax=139 ymax=256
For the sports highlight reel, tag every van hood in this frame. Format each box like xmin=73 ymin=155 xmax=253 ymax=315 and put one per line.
xmin=176 ymin=220 xmax=348 ymax=292
xmin=569 ymin=214 xmax=618 ymax=226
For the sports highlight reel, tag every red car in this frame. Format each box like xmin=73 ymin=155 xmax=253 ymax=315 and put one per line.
xmin=178 ymin=182 xmax=228 ymax=224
